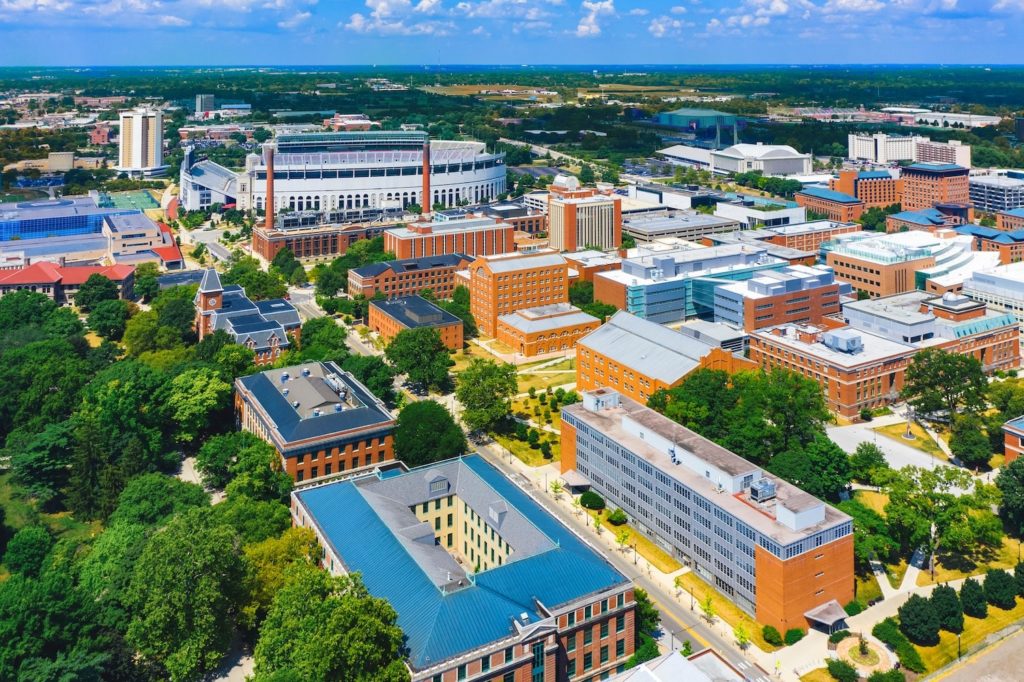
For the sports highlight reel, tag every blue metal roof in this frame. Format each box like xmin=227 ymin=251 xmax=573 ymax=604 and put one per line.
xmin=956 ymin=224 xmax=1024 ymax=243
xmin=1004 ymin=416 xmax=1024 ymax=433
xmin=857 ymin=171 xmax=893 ymax=180
xmin=1002 ymin=208 xmax=1024 ymax=218
xmin=891 ymin=208 xmax=945 ymax=226
xmin=295 ymin=454 xmax=629 ymax=671
xmin=798 ymin=186 xmax=862 ymax=204
xmin=905 ymin=162 xmax=966 ymax=173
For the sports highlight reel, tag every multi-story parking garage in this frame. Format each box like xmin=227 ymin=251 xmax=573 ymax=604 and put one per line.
xmin=180 ymin=130 xmax=506 ymax=214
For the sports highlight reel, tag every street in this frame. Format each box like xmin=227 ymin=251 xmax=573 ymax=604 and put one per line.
xmin=474 ymin=440 xmax=771 ymax=681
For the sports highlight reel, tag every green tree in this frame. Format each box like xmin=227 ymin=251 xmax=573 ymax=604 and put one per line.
xmin=996 ymin=457 xmax=1024 ymax=531
xmin=901 ymin=348 xmax=987 ymax=417
xmin=155 ymin=296 xmax=197 ymax=342
xmin=850 ymin=441 xmax=889 ymax=484
xmin=2 ymin=526 xmax=53 ymax=577
xmin=394 ymin=400 xmax=467 ymax=468
xmin=837 ymin=499 xmax=899 ymax=568
xmin=578 ymin=164 xmax=595 ymax=184
xmin=125 ymin=509 xmax=246 ymax=681
xmin=77 ymin=521 xmax=151 ymax=629
xmin=195 ymin=431 xmax=266 ymax=489
xmin=960 ymin=577 xmax=988 ymax=619
xmin=74 ymin=273 xmax=119 ymax=312
xmin=569 ymin=280 xmax=595 ymax=306
xmin=208 ymin=493 xmax=291 ymax=545
xmin=107 ymin=473 xmax=209 ymax=527
xmin=123 ymin=310 xmax=183 ymax=356
xmin=222 ymin=256 xmax=288 ymax=300
xmin=950 ymin=415 xmax=993 ymax=469
xmin=930 ymin=583 xmax=963 ymax=634
xmin=165 ymin=367 xmax=232 ymax=443
xmin=88 ymin=298 xmax=132 ymax=341
xmin=0 ymin=289 xmax=58 ymax=330
xmin=385 ymin=327 xmax=453 ymax=391
xmin=252 ymin=564 xmax=409 ymax=682
xmin=8 ymin=420 xmax=74 ymax=509
xmin=224 ymin=441 xmax=293 ymax=504
xmin=134 ymin=262 xmax=160 ymax=301
xmin=898 ymin=593 xmax=940 ymax=645
xmin=983 ymin=568 xmax=1019 ymax=609
xmin=341 ymin=354 xmax=397 ymax=404
xmin=769 ymin=434 xmax=851 ymax=501
xmin=700 ymin=596 xmax=716 ymax=623
xmin=633 ymin=588 xmax=660 ymax=641
xmin=826 ymin=659 xmax=858 ymax=682
xmin=456 ymin=358 xmax=518 ymax=432
xmin=298 ymin=316 xmax=349 ymax=363
xmin=241 ymin=527 xmax=318 ymax=629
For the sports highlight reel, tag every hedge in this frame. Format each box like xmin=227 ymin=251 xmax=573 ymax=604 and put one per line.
xmin=844 ymin=600 xmax=866 ymax=616
xmin=828 ymin=629 xmax=852 ymax=644
xmin=784 ymin=628 xmax=805 ymax=645
xmin=872 ymin=617 xmax=926 ymax=674
xmin=762 ymin=625 xmax=783 ymax=646
xmin=606 ymin=508 xmax=628 ymax=525
xmin=580 ymin=490 xmax=605 ymax=510
xmin=826 ymin=658 xmax=858 ymax=682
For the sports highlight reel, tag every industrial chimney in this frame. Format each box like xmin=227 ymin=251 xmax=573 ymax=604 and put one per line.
xmin=421 ymin=140 xmax=431 ymax=216
xmin=263 ymin=142 xmax=276 ymax=231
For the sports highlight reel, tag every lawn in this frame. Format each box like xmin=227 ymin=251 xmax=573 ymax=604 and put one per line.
xmin=886 ymin=559 xmax=909 ymax=590
xmin=492 ymin=433 xmax=559 ymax=468
xmin=852 ymin=489 xmax=889 ymax=516
xmin=673 ymin=570 xmax=780 ymax=653
xmin=584 ymin=509 xmax=682 ymax=574
xmin=873 ymin=422 xmax=949 ymax=462
xmin=799 ymin=669 xmax=834 ymax=682
xmin=913 ymin=596 xmax=1024 ymax=672
xmin=516 ymin=371 xmax=576 ymax=394
xmin=511 ymin=393 xmax=571 ymax=429
xmin=855 ymin=571 xmax=884 ymax=604
xmin=917 ymin=535 xmax=1024 ymax=587
xmin=0 ymin=473 xmax=102 ymax=549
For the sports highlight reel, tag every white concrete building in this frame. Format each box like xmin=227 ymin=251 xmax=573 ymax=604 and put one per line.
xmin=962 ymin=262 xmax=1024 ymax=328
xmin=709 ymin=143 xmax=812 ymax=176
xmin=847 ymin=133 xmax=925 ymax=164
xmin=714 ymin=198 xmax=806 ymax=229
xmin=117 ymin=107 xmax=166 ymax=177
xmin=969 ymin=175 xmax=1024 ymax=213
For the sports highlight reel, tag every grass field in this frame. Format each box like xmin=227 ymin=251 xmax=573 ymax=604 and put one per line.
xmin=673 ymin=571 xmax=780 ymax=653
xmin=918 ymin=536 xmax=1024 ymax=586
xmin=874 ymin=422 xmax=949 ymax=461
xmin=422 ymin=84 xmax=560 ymax=102
xmin=852 ymin=489 xmax=890 ymax=516
xmin=799 ymin=669 xmax=833 ymax=682
xmin=0 ymin=473 xmax=101 ymax=550
xmin=492 ymin=433 xmax=559 ymax=468
xmin=914 ymin=596 xmax=1024 ymax=672
xmin=516 ymin=371 xmax=576 ymax=394
xmin=886 ymin=559 xmax=909 ymax=590
xmin=856 ymin=571 xmax=884 ymax=604
xmin=511 ymin=394 xmax=564 ymax=429
xmin=584 ymin=509 xmax=682 ymax=574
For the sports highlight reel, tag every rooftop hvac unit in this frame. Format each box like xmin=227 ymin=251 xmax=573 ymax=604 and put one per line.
xmin=280 ymin=372 xmax=290 ymax=383
xmin=302 ymin=367 xmax=311 ymax=376
xmin=334 ymin=403 xmax=343 ymax=412
xmin=313 ymin=408 xmax=321 ymax=417
xmin=750 ymin=478 xmax=777 ymax=503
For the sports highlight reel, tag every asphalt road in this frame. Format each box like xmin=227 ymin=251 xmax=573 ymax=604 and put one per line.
xmin=475 ymin=442 xmax=770 ymax=681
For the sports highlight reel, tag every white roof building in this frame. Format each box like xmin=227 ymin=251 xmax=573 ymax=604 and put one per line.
xmin=710 ymin=143 xmax=812 ymax=176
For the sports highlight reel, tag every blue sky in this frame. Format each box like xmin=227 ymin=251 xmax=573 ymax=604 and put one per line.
xmin=0 ymin=0 xmax=1021 ymax=65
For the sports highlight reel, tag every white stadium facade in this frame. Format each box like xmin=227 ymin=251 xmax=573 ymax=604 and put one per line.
xmin=179 ymin=130 xmax=507 ymax=214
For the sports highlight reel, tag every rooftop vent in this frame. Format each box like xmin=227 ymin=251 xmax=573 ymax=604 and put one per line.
xmin=302 ymin=367 xmax=311 ymax=376
xmin=280 ymin=372 xmax=289 ymax=383
xmin=313 ymin=408 xmax=321 ymax=417
xmin=292 ymin=400 xmax=300 ymax=408
xmin=750 ymin=478 xmax=777 ymax=503
xmin=519 ymin=612 xmax=530 ymax=625
xmin=334 ymin=403 xmax=343 ymax=412
xmin=283 ymin=388 xmax=289 ymax=396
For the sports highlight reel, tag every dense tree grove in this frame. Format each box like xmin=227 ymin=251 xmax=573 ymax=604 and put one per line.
xmin=0 ymin=286 xmax=408 ymax=680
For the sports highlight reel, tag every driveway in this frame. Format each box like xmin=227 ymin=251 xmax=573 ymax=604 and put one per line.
xmin=827 ymin=420 xmax=946 ymax=471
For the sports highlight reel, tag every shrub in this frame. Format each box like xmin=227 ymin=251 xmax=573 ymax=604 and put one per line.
xmin=828 ymin=629 xmax=852 ymax=644
xmin=528 ymin=387 xmax=536 ymax=398
xmin=762 ymin=625 xmax=783 ymax=646
xmin=606 ymin=508 xmax=628 ymax=525
xmin=859 ymin=408 xmax=873 ymax=422
xmin=961 ymin=577 xmax=988 ymax=619
xmin=984 ymin=568 xmax=1019 ymax=610
xmin=844 ymin=600 xmax=865 ymax=616
xmin=872 ymin=617 xmax=926 ymax=674
xmin=580 ymin=491 xmax=605 ymax=510
xmin=868 ymin=672 xmax=906 ymax=682
xmin=898 ymin=594 xmax=940 ymax=646
xmin=784 ymin=628 xmax=805 ymax=645
xmin=537 ymin=393 xmax=547 ymax=406
xmin=1015 ymin=562 xmax=1024 ymax=596
xmin=826 ymin=658 xmax=858 ymax=682
xmin=539 ymin=441 xmax=553 ymax=459
xmin=624 ymin=633 xmax=659 ymax=669
xmin=931 ymin=583 xmax=963 ymax=634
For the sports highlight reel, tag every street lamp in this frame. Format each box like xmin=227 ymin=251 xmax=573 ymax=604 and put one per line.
xmin=957 ymin=633 xmax=962 ymax=660
xmin=632 ymin=543 xmax=638 ymax=565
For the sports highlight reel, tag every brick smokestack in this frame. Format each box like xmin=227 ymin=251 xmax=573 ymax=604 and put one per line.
xmin=263 ymin=143 xmax=275 ymax=231
xmin=422 ymin=140 xmax=431 ymax=215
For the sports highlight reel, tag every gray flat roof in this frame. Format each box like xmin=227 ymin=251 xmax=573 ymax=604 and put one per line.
xmin=370 ymin=295 xmax=462 ymax=329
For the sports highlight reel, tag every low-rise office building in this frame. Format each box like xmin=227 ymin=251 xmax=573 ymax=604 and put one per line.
xmin=1002 ymin=417 xmax=1024 ymax=465
xmin=710 ymin=143 xmax=812 ymax=176
xmin=562 ymin=250 xmax=622 ymax=283
xmin=291 ymin=454 xmax=637 ymax=682
xmin=0 ymin=262 xmax=135 ymax=303
xmin=622 ymin=212 xmax=739 ymax=243
xmin=347 ymin=253 xmax=473 ymax=299
xmin=469 ymin=251 xmax=569 ymax=337
xmin=235 ymin=360 xmax=395 ymax=482
xmin=997 ymin=208 xmax=1024 ymax=232
xmin=480 ymin=202 xmax=546 ymax=234
xmin=714 ymin=197 xmax=806 ymax=229
xmin=252 ymin=217 xmax=390 ymax=262
xmin=957 ymin=224 xmax=1024 ymax=265
xmin=713 ymin=265 xmax=848 ymax=331
xmin=561 ymin=389 xmax=854 ymax=633
xmin=594 ymin=242 xmax=788 ymax=324
xmin=829 ymin=170 xmax=902 ymax=208
xmin=962 ymin=262 xmax=1024 ymax=328
xmin=385 ymin=217 xmax=517 ymax=260
xmin=496 ymin=303 xmax=600 ymax=358
xmin=761 ymin=220 xmax=862 ymax=252
xmin=576 ymin=311 xmax=753 ymax=404
xmin=368 ymin=295 xmax=464 ymax=350
xmin=795 ymin=187 xmax=866 ymax=223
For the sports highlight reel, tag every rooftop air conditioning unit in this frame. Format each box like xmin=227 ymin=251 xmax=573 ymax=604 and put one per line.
xmin=750 ymin=478 xmax=777 ymax=503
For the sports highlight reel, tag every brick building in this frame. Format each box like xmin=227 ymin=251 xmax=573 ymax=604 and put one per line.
xmin=997 ymin=208 xmax=1024 ymax=232
xmin=900 ymin=162 xmax=970 ymax=211
xmin=713 ymin=265 xmax=849 ymax=331
xmin=829 ymin=170 xmax=902 ymax=208
xmin=956 ymin=225 xmax=1024 ymax=265
xmin=235 ymin=360 xmax=395 ymax=483
xmin=368 ymin=295 xmax=464 ymax=350
xmin=469 ymin=251 xmax=569 ymax=337
xmin=291 ymin=455 xmax=637 ymax=682
xmin=760 ymin=221 xmax=862 ymax=253
xmin=794 ymin=187 xmax=865 ymax=223
xmin=496 ymin=303 xmax=600 ymax=358
xmin=384 ymin=217 xmax=516 ymax=260
xmin=347 ymin=253 xmax=473 ymax=299
xmin=563 ymin=250 xmax=623 ymax=283
xmin=562 ymin=389 xmax=854 ymax=633
xmin=547 ymin=175 xmax=622 ymax=251
xmin=0 ymin=262 xmax=134 ymax=304
xmin=1002 ymin=417 xmax=1024 ymax=465
xmin=252 ymin=220 xmax=388 ymax=262
xmin=576 ymin=311 xmax=754 ymax=404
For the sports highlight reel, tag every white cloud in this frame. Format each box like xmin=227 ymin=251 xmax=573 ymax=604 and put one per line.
xmin=277 ymin=9 xmax=310 ymax=26
xmin=345 ymin=0 xmax=454 ymax=33
xmin=159 ymin=13 xmax=191 ymax=24
xmin=575 ymin=0 xmax=613 ymax=36
xmin=823 ymin=0 xmax=884 ymax=12
xmin=670 ymin=4 xmax=686 ymax=11
xmin=627 ymin=6 xmax=648 ymax=13
xmin=648 ymin=13 xmax=685 ymax=34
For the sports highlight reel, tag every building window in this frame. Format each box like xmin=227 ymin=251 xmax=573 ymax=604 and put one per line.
xmin=568 ymin=660 xmax=577 ymax=678
xmin=481 ymin=655 xmax=490 ymax=672
xmin=600 ymin=646 xmax=608 ymax=664
xmin=506 ymin=646 xmax=514 ymax=663
xmin=458 ymin=664 xmax=466 ymax=680
xmin=584 ymin=629 xmax=593 ymax=646
xmin=616 ymin=614 xmax=625 ymax=633
xmin=584 ymin=652 xmax=593 ymax=671
xmin=567 ymin=635 xmax=576 ymax=652
xmin=600 ymin=621 xmax=609 ymax=639
xmin=616 ymin=639 xmax=625 ymax=657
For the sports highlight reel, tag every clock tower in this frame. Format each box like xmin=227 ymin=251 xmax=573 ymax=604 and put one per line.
xmin=194 ymin=268 xmax=224 ymax=340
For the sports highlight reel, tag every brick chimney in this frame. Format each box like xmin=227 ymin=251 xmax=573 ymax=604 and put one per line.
xmin=422 ymin=140 xmax=431 ymax=215
xmin=263 ymin=143 xmax=275 ymax=231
